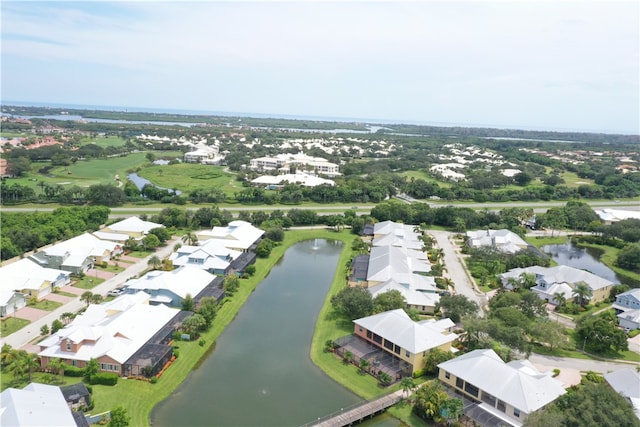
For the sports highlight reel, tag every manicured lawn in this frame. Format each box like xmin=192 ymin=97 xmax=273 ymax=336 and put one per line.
xmin=72 ymin=277 xmax=105 ymax=289
xmin=136 ymin=163 xmax=242 ymax=195
xmin=81 ymin=135 xmax=128 ymax=147
xmin=526 ymin=235 xmax=570 ymax=248
xmin=0 ymin=370 xmax=84 ymax=392
xmin=29 ymin=299 xmax=62 ymax=311
xmin=126 ymin=250 xmax=154 ymax=258
xmin=560 ymin=171 xmax=594 ymax=186
xmin=97 ymin=264 xmax=125 ymax=273
xmin=0 ymin=317 xmax=30 ymax=337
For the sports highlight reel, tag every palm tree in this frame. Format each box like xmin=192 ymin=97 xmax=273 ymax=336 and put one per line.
xmin=572 ymin=282 xmax=592 ymax=307
xmin=80 ymin=291 xmax=94 ymax=306
xmin=182 ymin=232 xmax=198 ymax=246
xmin=553 ymin=292 xmax=567 ymax=309
xmin=90 ymin=294 xmax=104 ymax=304
xmin=148 ymin=255 xmax=162 ymax=270
xmin=24 ymin=353 xmax=40 ymax=382
xmin=400 ymin=377 xmax=416 ymax=398
xmin=359 ymin=358 xmax=370 ymax=374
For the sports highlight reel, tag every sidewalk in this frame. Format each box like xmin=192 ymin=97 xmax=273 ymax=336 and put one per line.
xmin=0 ymin=236 xmax=181 ymax=351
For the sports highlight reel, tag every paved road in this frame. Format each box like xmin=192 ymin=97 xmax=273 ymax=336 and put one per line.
xmin=0 ymin=236 xmax=181 ymax=350
xmin=429 ymin=230 xmax=487 ymax=316
xmin=528 ymin=353 xmax=637 ymax=374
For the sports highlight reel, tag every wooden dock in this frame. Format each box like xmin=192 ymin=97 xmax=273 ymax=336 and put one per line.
xmin=303 ymin=390 xmax=404 ymax=427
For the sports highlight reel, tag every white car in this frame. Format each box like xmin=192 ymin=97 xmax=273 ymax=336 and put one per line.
xmin=107 ymin=288 xmax=125 ymax=297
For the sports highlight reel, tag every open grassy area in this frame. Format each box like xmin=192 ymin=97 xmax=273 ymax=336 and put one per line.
xmin=0 ymin=369 xmax=85 ymax=392
xmin=29 ymin=299 xmax=62 ymax=311
xmin=560 ymin=171 xmax=594 ymax=186
xmin=136 ymin=163 xmax=243 ymax=195
xmin=81 ymin=136 xmax=128 ymax=147
xmin=54 ymin=290 xmax=79 ymax=298
xmin=97 ymin=264 xmax=125 ymax=273
xmin=0 ymin=317 xmax=30 ymax=337
xmin=398 ymin=170 xmax=452 ymax=188
xmin=125 ymin=250 xmax=155 ymax=258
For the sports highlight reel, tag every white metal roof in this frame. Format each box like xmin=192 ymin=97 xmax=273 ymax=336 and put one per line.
xmin=0 ymin=258 xmax=70 ymax=293
xmin=0 ymin=383 xmax=76 ymax=427
xmin=368 ymin=279 xmax=440 ymax=308
xmin=105 ymin=217 xmax=164 ymax=234
xmin=438 ymin=349 xmax=566 ymax=414
xmin=125 ymin=266 xmax=215 ymax=299
xmin=354 ymin=309 xmax=457 ymax=354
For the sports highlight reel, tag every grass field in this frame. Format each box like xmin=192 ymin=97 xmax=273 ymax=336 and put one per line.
xmin=0 ymin=317 xmax=30 ymax=337
xmin=29 ymin=299 xmax=62 ymax=311
xmin=81 ymin=136 xmax=128 ymax=147
xmin=71 ymin=276 xmax=104 ymax=289
xmin=136 ymin=163 xmax=243 ymax=194
xmin=399 ymin=170 xmax=452 ymax=188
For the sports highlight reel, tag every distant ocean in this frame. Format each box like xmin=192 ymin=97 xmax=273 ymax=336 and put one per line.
xmin=0 ymin=100 xmax=624 ymax=134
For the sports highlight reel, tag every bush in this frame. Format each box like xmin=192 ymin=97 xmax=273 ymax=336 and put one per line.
xmin=173 ymin=349 xmax=180 ymax=359
xmin=412 ymin=368 xmax=426 ymax=378
xmin=64 ymin=365 xmax=85 ymax=377
xmin=199 ymin=339 xmax=206 ymax=347
xmin=150 ymin=376 xmax=158 ymax=384
xmin=89 ymin=372 xmax=119 ymax=386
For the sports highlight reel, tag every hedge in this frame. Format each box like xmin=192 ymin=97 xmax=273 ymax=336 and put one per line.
xmin=89 ymin=372 xmax=119 ymax=386
xmin=64 ymin=365 xmax=85 ymax=377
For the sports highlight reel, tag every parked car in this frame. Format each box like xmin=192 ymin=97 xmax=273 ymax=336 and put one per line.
xmin=107 ymin=288 xmax=125 ymax=297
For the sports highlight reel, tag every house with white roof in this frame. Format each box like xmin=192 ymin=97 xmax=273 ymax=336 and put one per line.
xmin=368 ymin=279 xmax=440 ymax=314
xmin=0 ymin=383 xmax=79 ymax=427
xmin=604 ymin=369 xmax=640 ymax=421
xmin=500 ymin=265 xmax=615 ymax=304
xmin=0 ymin=258 xmax=71 ymax=304
xmin=39 ymin=292 xmax=183 ymax=377
xmin=353 ymin=309 xmax=457 ymax=374
xmin=595 ymin=208 xmax=640 ymax=224
xmin=196 ymin=220 xmax=264 ymax=252
xmin=466 ymin=229 xmax=529 ymax=254
xmin=366 ymin=245 xmax=431 ymax=286
xmin=184 ymin=144 xmax=222 ymax=164
xmin=123 ymin=266 xmax=216 ymax=307
xmin=169 ymin=240 xmax=242 ymax=275
xmin=99 ymin=217 xmax=164 ymax=242
xmin=249 ymin=152 xmax=340 ymax=176
xmin=438 ymin=349 xmax=567 ymax=427
xmin=251 ymin=172 xmax=335 ymax=187
xmin=613 ymin=288 xmax=640 ymax=330
xmin=30 ymin=233 xmax=121 ymax=275
xmin=372 ymin=221 xmax=423 ymax=251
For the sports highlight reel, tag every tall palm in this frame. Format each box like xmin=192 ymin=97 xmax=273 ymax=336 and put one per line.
xmin=400 ymin=377 xmax=416 ymax=398
xmin=572 ymin=282 xmax=592 ymax=307
xmin=182 ymin=231 xmax=198 ymax=246
xmin=80 ymin=291 xmax=94 ymax=306
xmin=553 ymin=292 xmax=567 ymax=308
xmin=48 ymin=358 xmax=65 ymax=384
xmin=148 ymin=255 xmax=162 ymax=270
xmin=24 ymin=353 xmax=40 ymax=382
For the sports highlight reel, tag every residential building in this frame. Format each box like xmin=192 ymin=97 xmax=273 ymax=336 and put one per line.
xmin=0 ymin=383 xmax=80 ymax=427
xmin=249 ymin=153 xmax=340 ymax=176
xmin=372 ymin=221 xmax=423 ymax=251
xmin=366 ymin=245 xmax=431 ymax=286
xmin=604 ymin=369 xmax=640 ymax=421
xmin=169 ymin=240 xmax=242 ymax=275
xmin=196 ymin=220 xmax=264 ymax=252
xmin=123 ymin=266 xmax=217 ymax=307
xmin=368 ymin=279 xmax=439 ymax=314
xmin=466 ymin=229 xmax=529 ymax=254
xmin=613 ymin=288 xmax=640 ymax=330
xmin=352 ymin=309 xmax=457 ymax=374
xmin=184 ymin=144 xmax=222 ymax=164
xmin=60 ymin=382 xmax=91 ymax=412
xmin=30 ymin=233 xmax=122 ymax=275
xmin=98 ymin=217 xmax=164 ymax=242
xmin=499 ymin=265 xmax=615 ymax=304
xmin=39 ymin=292 xmax=184 ymax=377
xmin=251 ymin=172 xmax=335 ymax=187
xmin=0 ymin=258 xmax=71 ymax=303
xmin=595 ymin=208 xmax=640 ymax=224
xmin=438 ymin=349 xmax=567 ymax=427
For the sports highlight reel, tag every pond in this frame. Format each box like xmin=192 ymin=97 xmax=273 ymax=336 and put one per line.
xmin=126 ymin=173 xmax=183 ymax=195
xmin=151 ymin=239 xmax=361 ymax=426
xmin=542 ymin=241 xmax=622 ymax=284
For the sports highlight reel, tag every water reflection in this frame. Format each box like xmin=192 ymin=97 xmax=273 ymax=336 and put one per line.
xmin=542 ymin=241 xmax=620 ymax=283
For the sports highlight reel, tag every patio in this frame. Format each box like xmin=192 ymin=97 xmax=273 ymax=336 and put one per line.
xmin=334 ymin=335 xmax=412 ymax=380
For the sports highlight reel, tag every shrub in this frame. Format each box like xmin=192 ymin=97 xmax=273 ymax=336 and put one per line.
xmin=173 ymin=349 xmax=180 ymax=359
xmin=553 ymin=368 xmax=561 ymax=377
xmin=150 ymin=376 xmax=158 ymax=384
xmin=64 ymin=365 xmax=85 ymax=377
xmin=198 ymin=339 xmax=206 ymax=347
xmin=89 ymin=372 xmax=119 ymax=386
xmin=412 ymin=368 xmax=426 ymax=378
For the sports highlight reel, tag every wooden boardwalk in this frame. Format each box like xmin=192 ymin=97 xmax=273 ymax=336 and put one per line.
xmin=304 ymin=390 xmax=404 ymax=427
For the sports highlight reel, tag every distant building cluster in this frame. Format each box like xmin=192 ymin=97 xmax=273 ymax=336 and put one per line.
xmin=249 ymin=152 xmax=340 ymax=177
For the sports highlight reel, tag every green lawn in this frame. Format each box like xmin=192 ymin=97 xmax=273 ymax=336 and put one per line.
xmin=81 ymin=136 xmax=128 ymax=147
xmin=53 ymin=290 xmax=78 ymax=298
xmin=0 ymin=317 xmax=30 ymax=337
xmin=125 ymin=250 xmax=154 ymax=258
xmin=71 ymin=276 xmax=105 ymax=290
xmin=560 ymin=171 xmax=594 ymax=187
xmin=136 ymin=163 xmax=243 ymax=195
xmin=29 ymin=299 xmax=62 ymax=311
xmin=97 ymin=264 xmax=125 ymax=273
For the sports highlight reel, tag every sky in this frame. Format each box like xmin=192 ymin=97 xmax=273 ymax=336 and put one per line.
xmin=1 ymin=1 xmax=639 ymax=134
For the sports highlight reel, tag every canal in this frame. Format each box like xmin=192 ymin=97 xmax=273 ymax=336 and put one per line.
xmin=151 ymin=239 xmax=361 ymax=426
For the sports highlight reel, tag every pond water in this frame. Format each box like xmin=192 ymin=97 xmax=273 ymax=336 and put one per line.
xmin=151 ymin=239 xmax=361 ymax=426
xmin=126 ymin=173 xmax=183 ymax=195
xmin=542 ymin=241 xmax=622 ymax=284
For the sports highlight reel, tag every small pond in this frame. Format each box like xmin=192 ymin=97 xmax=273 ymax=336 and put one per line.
xmin=542 ymin=241 xmax=622 ymax=284
xmin=126 ymin=173 xmax=182 ymax=195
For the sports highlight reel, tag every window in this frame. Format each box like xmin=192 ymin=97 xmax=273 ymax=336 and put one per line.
xmin=445 ymin=371 xmax=450 ymax=379
xmin=383 ymin=339 xmax=394 ymax=351
xmin=405 ymin=350 xmax=410 ymax=358
xmin=513 ymin=408 xmax=520 ymax=418
xmin=366 ymin=330 xmax=372 ymax=339
xmin=66 ymin=341 xmax=71 ymax=351
xmin=72 ymin=360 xmax=77 ymax=367
xmin=372 ymin=333 xmax=382 ymax=345
xmin=464 ymin=382 xmax=479 ymax=397
xmin=113 ymin=364 xmax=119 ymax=372
xmin=100 ymin=363 xmax=107 ymax=370
xmin=358 ymin=327 xmax=363 ymax=333
xmin=481 ymin=392 xmax=496 ymax=407
xmin=456 ymin=378 xmax=464 ymax=389
xmin=497 ymin=400 xmax=506 ymax=412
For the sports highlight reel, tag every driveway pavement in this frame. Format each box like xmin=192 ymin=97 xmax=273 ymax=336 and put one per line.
xmin=429 ymin=230 xmax=487 ymax=316
xmin=0 ymin=236 xmax=181 ymax=350
xmin=43 ymin=293 xmax=74 ymax=304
